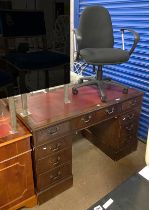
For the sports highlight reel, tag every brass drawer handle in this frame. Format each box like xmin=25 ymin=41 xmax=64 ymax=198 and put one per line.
xmin=105 ymin=107 xmax=115 ymax=115
xmin=130 ymin=99 xmax=137 ymax=106
xmin=52 ymin=156 xmax=61 ymax=166
xmin=128 ymin=135 xmax=133 ymax=139
xmin=49 ymin=143 xmax=61 ymax=152
xmin=122 ymin=114 xmax=135 ymax=121
xmin=50 ymin=171 xmax=61 ymax=180
xmin=81 ymin=115 xmax=92 ymax=123
xmin=128 ymin=114 xmax=135 ymax=120
xmin=126 ymin=125 xmax=134 ymax=131
xmin=48 ymin=126 xmax=59 ymax=135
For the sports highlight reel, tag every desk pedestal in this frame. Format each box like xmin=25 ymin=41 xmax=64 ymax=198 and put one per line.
xmin=82 ymin=114 xmax=138 ymax=161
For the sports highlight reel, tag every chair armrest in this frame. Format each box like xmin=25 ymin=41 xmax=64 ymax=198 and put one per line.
xmin=120 ymin=28 xmax=140 ymax=55
xmin=73 ymin=28 xmax=82 ymax=60
xmin=73 ymin=28 xmax=82 ymax=43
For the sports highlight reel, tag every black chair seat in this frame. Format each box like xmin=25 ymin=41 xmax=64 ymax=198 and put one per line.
xmin=80 ymin=48 xmax=129 ymax=65
xmin=4 ymin=51 xmax=69 ymax=70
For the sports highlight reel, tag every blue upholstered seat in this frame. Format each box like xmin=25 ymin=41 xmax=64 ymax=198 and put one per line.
xmin=4 ymin=51 xmax=69 ymax=70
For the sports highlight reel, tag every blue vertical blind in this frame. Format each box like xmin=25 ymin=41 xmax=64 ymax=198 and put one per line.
xmin=74 ymin=0 xmax=149 ymax=141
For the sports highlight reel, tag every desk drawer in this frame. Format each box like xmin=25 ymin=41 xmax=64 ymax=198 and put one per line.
xmin=35 ymin=136 xmax=72 ymax=159
xmin=95 ymin=104 xmax=119 ymax=122
xmin=72 ymin=104 xmax=118 ymax=130
xmin=37 ymin=163 xmax=72 ymax=191
xmin=36 ymin=148 xmax=72 ymax=174
xmin=118 ymin=134 xmax=137 ymax=150
xmin=120 ymin=122 xmax=138 ymax=137
xmin=0 ymin=138 xmax=31 ymax=162
xmin=37 ymin=176 xmax=73 ymax=204
xmin=35 ymin=121 xmax=70 ymax=145
xmin=119 ymin=109 xmax=140 ymax=126
xmin=122 ymin=96 xmax=142 ymax=111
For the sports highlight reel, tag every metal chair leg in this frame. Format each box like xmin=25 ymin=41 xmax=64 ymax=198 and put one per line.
xmin=97 ymin=81 xmax=107 ymax=102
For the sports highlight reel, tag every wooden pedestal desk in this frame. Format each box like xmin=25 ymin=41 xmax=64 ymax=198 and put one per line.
xmin=0 ymin=117 xmax=37 ymax=210
xmin=15 ymin=85 xmax=143 ymax=204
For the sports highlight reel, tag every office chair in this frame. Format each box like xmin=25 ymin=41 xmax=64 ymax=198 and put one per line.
xmin=72 ymin=6 xmax=140 ymax=102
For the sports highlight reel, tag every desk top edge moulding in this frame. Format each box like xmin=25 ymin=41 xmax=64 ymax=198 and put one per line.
xmin=13 ymin=84 xmax=143 ymax=204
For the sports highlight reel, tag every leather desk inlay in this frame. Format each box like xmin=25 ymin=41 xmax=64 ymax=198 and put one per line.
xmin=15 ymin=85 xmax=143 ymax=204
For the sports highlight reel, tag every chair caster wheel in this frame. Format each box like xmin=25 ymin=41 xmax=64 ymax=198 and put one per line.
xmin=78 ymin=78 xmax=83 ymax=84
xmin=123 ymin=88 xmax=128 ymax=94
xmin=104 ymin=77 xmax=111 ymax=81
xmin=101 ymin=96 xmax=106 ymax=102
xmin=72 ymin=88 xmax=78 ymax=95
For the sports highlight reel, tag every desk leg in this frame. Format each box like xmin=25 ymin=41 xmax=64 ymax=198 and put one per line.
xmin=64 ymin=84 xmax=71 ymax=104
xmin=20 ymin=94 xmax=31 ymax=117
xmin=8 ymin=97 xmax=17 ymax=134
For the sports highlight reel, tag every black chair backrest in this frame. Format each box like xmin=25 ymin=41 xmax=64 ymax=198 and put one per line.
xmin=78 ymin=6 xmax=114 ymax=50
